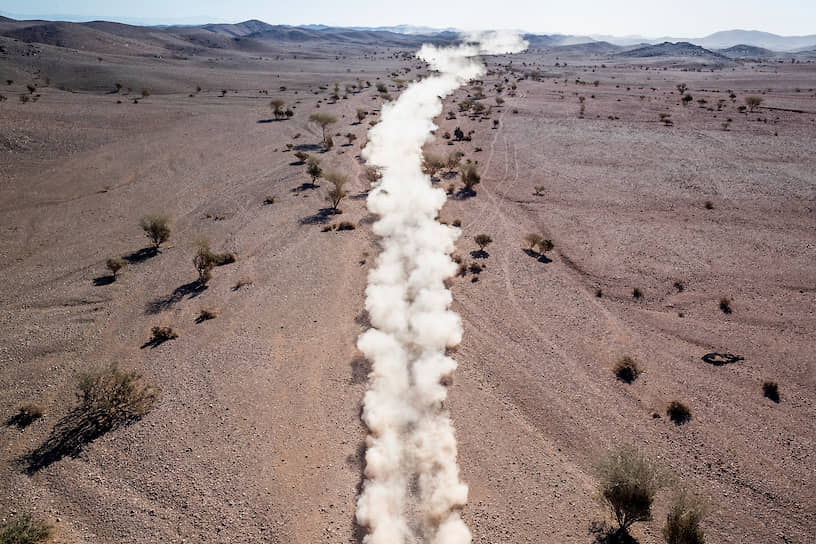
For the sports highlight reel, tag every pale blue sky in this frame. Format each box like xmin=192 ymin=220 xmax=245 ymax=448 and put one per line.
xmin=1 ymin=0 xmax=813 ymax=37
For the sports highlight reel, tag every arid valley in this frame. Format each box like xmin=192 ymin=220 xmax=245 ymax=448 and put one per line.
xmin=1 ymin=15 xmax=815 ymax=544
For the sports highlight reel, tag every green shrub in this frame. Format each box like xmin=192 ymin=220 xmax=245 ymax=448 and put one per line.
xmin=78 ymin=365 xmax=159 ymax=422
xmin=594 ymin=445 xmax=667 ymax=531
xmin=0 ymin=514 xmax=52 ymax=544
xmin=324 ymin=171 xmax=349 ymax=211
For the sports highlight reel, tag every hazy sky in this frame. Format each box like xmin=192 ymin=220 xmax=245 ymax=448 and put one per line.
xmin=1 ymin=0 xmax=814 ymax=37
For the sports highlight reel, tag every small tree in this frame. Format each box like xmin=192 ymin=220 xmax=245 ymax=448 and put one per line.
xmin=193 ymin=245 xmax=216 ymax=284
xmin=345 ymin=133 xmax=357 ymax=146
xmin=309 ymin=112 xmax=338 ymax=146
xmin=106 ymin=257 xmax=127 ymax=279
xmin=453 ymin=126 xmax=465 ymax=141
xmin=461 ymin=163 xmax=481 ymax=192
xmin=139 ymin=214 xmax=170 ymax=249
xmin=744 ymin=95 xmax=763 ymax=112
xmin=595 ymin=445 xmax=667 ymax=532
xmin=676 ymin=83 xmax=687 ymax=94
xmin=306 ymin=156 xmax=323 ymax=186
xmin=270 ymin=98 xmax=286 ymax=119
xmin=663 ymin=490 xmax=707 ymax=544
xmin=324 ymin=171 xmax=349 ymax=211
xmin=681 ymin=93 xmax=693 ymax=106
xmin=474 ymin=234 xmax=492 ymax=254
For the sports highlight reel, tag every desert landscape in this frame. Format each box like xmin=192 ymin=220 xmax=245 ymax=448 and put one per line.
xmin=1 ymin=14 xmax=815 ymax=544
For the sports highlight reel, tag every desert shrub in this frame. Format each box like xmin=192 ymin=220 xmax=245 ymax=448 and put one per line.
xmin=632 ymin=287 xmax=643 ymax=299
xmin=533 ymin=185 xmax=545 ymax=196
xmin=269 ymin=98 xmax=286 ymax=119
xmin=744 ymin=96 xmax=763 ymax=112
xmin=19 ymin=94 xmax=30 ymax=104
xmin=422 ymin=152 xmax=446 ymax=177
xmin=324 ymin=171 xmax=349 ymax=211
xmin=197 ymin=308 xmax=218 ymax=322
xmin=674 ymin=281 xmax=685 ymax=292
xmin=762 ymin=380 xmax=780 ymax=403
xmin=613 ymin=356 xmax=641 ymax=383
xmin=524 ymin=233 xmax=544 ymax=251
xmin=336 ymin=221 xmax=356 ymax=230
xmin=676 ymin=83 xmax=687 ymax=94
xmin=0 ymin=514 xmax=52 ymax=544
xmin=663 ymin=490 xmax=707 ymax=544
xmin=718 ymin=297 xmax=732 ymax=314
xmin=233 ymin=277 xmax=254 ymax=290
xmin=461 ymin=163 xmax=481 ymax=192
xmin=453 ymin=127 xmax=465 ymax=141
xmin=9 ymin=403 xmax=44 ymax=429
xmin=356 ymin=108 xmax=368 ymax=123
xmin=364 ymin=165 xmax=383 ymax=183
xmin=293 ymin=150 xmax=309 ymax=163
xmin=451 ymin=219 xmax=462 ymax=227
xmin=149 ymin=326 xmax=178 ymax=344
xmin=703 ymin=200 xmax=713 ymax=210
xmin=26 ymin=84 xmax=36 ymax=94
xmin=78 ymin=364 xmax=159 ymax=421
xmin=446 ymin=150 xmax=464 ymax=169
xmin=345 ymin=133 xmax=357 ymax=145
xmin=306 ymin=155 xmax=323 ymax=185
xmin=667 ymin=401 xmax=691 ymax=425
xmin=538 ymin=238 xmax=554 ymax=254
xmin=595 ymin=288 xmax=603 ymax=298
xmin=594 ymin=445 xmax=666 ymax=531
xmin=139 ymin=214 xmax=170 ymax=249
xmin=375 ymin=82 xmax=387 ymax=93
xmin=264 ymin=196 xmax=275 ymax=205
xmin=106 ymin=257 xmax=127 ymax=278
xmin=468 ymin=262 xmax=484 ymax=274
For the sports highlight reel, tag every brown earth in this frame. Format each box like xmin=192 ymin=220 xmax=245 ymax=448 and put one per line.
xmin=1 ymin=23 xmax=815 ymax=544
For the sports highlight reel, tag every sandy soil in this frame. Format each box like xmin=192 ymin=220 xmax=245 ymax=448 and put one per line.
xmin=1 ymin=35 xmax=815 ymax=544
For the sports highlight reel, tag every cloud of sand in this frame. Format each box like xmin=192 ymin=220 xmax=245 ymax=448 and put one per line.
xmin=355 ymin=31 xmax=528 ymax=544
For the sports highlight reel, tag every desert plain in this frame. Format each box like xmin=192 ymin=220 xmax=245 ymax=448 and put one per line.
xmin=1 ymin=18 xmax=815 ymax=544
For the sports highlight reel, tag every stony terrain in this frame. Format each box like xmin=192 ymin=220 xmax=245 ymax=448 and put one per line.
xmin=1 ymin=18 xmax=815 ymax=544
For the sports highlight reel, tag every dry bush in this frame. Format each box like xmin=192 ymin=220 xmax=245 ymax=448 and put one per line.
xmin=594 ymin=445 xmax=667 ymax=531
xmin=139 ymin=214 xmax=170 ymax=249
xmin=663 ymin=490 xmax=707 ymax=544
xmin=446 ymin=150 xmax=464 ymax=170
xmin=451 ymin=219 xmax=462 ymax=227
xmin=306 ymin=155 xmax=323 ymax=185
xmin=8 ymin=403 xmax=44 ymax=429
xmin=533 ymin=185 xmax=545 ymax=196
xmin=667 ymin=401 xmax=691 ymax=425
xmin=744 ymin=95 xmax=763 ymax=112
xmin=233 ymin=277 xmax=254 ymax=290
xmin=762 ymin=380 xmax=780 ymax=403
xmin=613 ymin=357 xmax=641 ymax=384
xmin=336 ymin=221 xmax=356 ymax=231
xmin=293 ymin=150 xmax=310 ymax=163
xmin=704 ymin=200 xmax=714 ymax=210
xmin=632 ymin=287 xmax=643 ymax=300
xmin=269 ymin=98 xmax=286 ymax=119
xmin=264 ymin=196 xmax=275 ymax=205
xmin=468 ymin=262 xmax=484 ymax=274
xmin=324 ymin=171 xmax=350 ymax=211
xmin=0 ymin=514 xmax=52 ymax=544
xmin=364 ymin=165 xmax=383 ymax=183
xmin=309 ymin=112 xmax=337 ymax=145
xmin=197 ymin=308 xmax=218 ymax=322
xmin=718 ymin=297 xmax=732 ymax=314
xmin=106 ymin=257 xmax=127 ymax=278
xmin=149 ymin=326 xmax=178 ymax=344
xmin=78 ymin=365 xmax=159 ymax=422
xmin=422 ymin=152 xmax=446 ymax=177
xmin=461 ymin=163 xmax=481 ymax=192
xmin=524 ymin=233 xmax=544 ymax=251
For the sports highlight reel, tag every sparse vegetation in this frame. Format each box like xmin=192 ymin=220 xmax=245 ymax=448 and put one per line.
xmin=0 ymin=514 xmax=52 ymax=544
xmin=663 ymin=490 xmax=708 ymax=544
xmin=667 ymin=401 xmax=691 ymax=425
xmin=613 ymin=357 xmax=641 ymax=384
xmin=594 ymin=445 xmax=667 ymax=532
xmin=269 ymin=98 xmax=287 ymax=119
xmin=474 ymin=234 xmax=493 ymax=253
xmin=8 ymin=403 xmax=44 ymax=429
xmin=422 ymin=152 xmax=446 ymax=178
xmin=139 ymin=214 xmax=170 ymax=249
xmin=197 ymin=308 xmax=218 ymax=322
xmin=233 ymin=277 xmax=254 ymax=290
xmin=704 ymin=200 xmax=714 ymax=210
xmin=632 ymin=287 xmax=643 ymax=299
xmin=148 ymin=326 xmax=178 ymax=345
xmin=762 ymin=380 xmax=780 ymax=403
xmin=718 ymin=297 xmax=732 ymax=314
xmin=533 ymin=185 xmax=545 ymax=196
xmin=306 ymin=155 xmax=323 ymax=186
xmin=524 ymin=233 xmax=544 ymax=251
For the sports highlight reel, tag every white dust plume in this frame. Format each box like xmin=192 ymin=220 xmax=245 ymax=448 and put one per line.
xmin=355 ymin=31 xmax=528 ymax=544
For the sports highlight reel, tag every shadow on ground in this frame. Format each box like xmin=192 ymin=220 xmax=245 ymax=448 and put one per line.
xmin=589 ymin=522 xmax=639 ymax=544
xmin=145 ymin=280 xmax=208 ymax=314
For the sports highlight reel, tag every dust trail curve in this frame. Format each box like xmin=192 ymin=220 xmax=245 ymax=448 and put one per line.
xmin=355 ymin=32 xmax=528 ymax=544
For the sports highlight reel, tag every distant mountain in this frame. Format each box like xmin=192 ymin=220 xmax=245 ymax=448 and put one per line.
xmin=693 ymin=30 xmax=816 ymax=52
xmin=616 ymin=41 xmax=731 ymax=61
xmin=546 ymin=41 xmax=622 ymax=55
xmin=716 ymin=44 xmax=776 ymax=59
xmin=343 ymin=24 xmax=459 ymax=35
